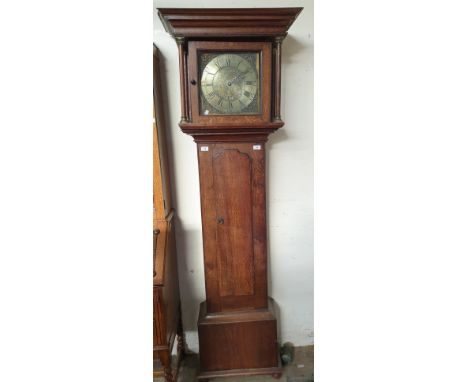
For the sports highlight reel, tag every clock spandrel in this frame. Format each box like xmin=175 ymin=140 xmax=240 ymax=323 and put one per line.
xmin=199 ymin=52 xmax=260 ymax=116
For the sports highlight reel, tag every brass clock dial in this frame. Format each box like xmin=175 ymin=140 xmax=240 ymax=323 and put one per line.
xmin=200 ymin=53 xmax=260 ymax=115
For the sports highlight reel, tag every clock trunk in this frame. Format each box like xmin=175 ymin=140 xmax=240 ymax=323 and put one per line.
xmin=198 ymin=142 xmax=268 ymax=313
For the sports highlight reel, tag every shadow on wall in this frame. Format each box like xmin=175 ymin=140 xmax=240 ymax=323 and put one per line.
xmin=173 ymin=219 xmax=205 ymax=333
xmin=155 ymin=44 xmax=177 ymax=183
xmin=265 ymin=33 xmax=314 ymax=348
xmin=265 ymin=134 xmax=287 ymax=347
xmin=282 ymin=34 xmax=311 ymax=65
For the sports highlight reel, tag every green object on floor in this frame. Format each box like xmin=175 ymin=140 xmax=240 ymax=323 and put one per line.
xmin=281 ymin=342 xmax=295 ymax=364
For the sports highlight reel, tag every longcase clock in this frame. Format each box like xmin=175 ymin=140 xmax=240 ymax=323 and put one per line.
xmin=158 ymin=7 xmax=303 ymax=380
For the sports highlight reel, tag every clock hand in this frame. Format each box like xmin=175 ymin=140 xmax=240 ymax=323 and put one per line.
xmin=226 ymin=72 xmax=247 ymax=87
xmin=231 ymin=72 xmax=247 ymax=83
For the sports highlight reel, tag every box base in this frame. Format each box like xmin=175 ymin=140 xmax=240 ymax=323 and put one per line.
xmin=197 ymin=298 xmax=282 ymax=379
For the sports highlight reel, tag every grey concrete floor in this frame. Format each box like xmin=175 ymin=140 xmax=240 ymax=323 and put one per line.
xmin=155 ymin=346 xmax=313 ymax=382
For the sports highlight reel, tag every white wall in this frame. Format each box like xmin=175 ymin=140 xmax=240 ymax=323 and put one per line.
xmin=153 ymin=0 xmax=314 ymax=352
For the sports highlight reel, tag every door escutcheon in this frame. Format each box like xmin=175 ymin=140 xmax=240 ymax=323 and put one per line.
xmin=217 ymin=216 xmax=224 ymax=225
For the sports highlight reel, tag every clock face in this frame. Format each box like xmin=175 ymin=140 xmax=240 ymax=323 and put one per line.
xmin=199 ymin=52 xmax=260 ymax=115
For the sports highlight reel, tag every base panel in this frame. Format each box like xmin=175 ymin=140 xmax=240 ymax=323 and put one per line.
xmin=198 ymin=298 xmax=281 ymax=377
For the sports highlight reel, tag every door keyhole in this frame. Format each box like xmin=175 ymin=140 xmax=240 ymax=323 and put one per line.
xmin=217 ymin=217 xmax=224 ymax=225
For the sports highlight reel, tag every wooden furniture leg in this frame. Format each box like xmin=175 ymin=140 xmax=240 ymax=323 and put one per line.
xmin=177 ymin=307 xmax=185 ymax=356
xmin=159 ymin=350 xmax=173 ymax=382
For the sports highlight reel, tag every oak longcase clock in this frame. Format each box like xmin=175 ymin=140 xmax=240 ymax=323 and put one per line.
xmin=158 ymin=7 xmax=303 ymax=380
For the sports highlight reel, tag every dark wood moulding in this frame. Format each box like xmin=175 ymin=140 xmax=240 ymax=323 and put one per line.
xmin=158 ymin=8 xmax=303 ymax=39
